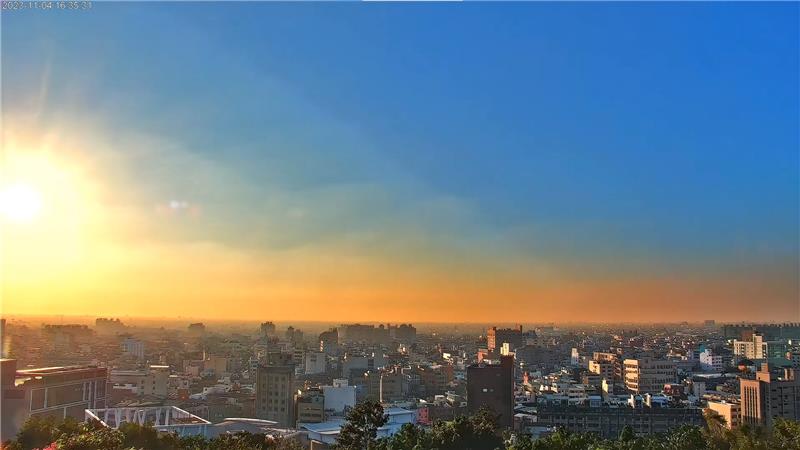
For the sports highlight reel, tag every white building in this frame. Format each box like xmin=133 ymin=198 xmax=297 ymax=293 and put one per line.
xmin=699 ymin=349 xmax=727 ymax=372
xmin=321 ymin=379 xmax=356 ymax=416
xmin=570 ymin=348 xmax=581 ymax=366
xmin=299 ymin=407 xmax=415 ymax=446
xmin=121 ymin=338 xmax=145 ymax=360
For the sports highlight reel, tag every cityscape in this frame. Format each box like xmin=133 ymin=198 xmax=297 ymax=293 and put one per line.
xmin=1 ymin=1 xmax=799 ymax=450
xmin=1 ymin=319 xmax=800 ymax=449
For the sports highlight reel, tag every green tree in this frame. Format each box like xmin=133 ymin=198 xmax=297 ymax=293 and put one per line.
xmin=119 ymin=421 xmax=169 ymax=449
xmin=54 ymin=426 xmax=124 ymax=450
xmin=178 ymin=434 xmax=210 ymax=450
xmin=13 ymin=416 xmax=60 ymax=450
xmin=376 ymin=422 xmax=428 ymax=450
xmin=618 ymin=426 xmax=635 ymax=443
xmin=335 ymin=400 xmax=388 ymax=450
xmin=770 ymin=418 xmax=800 ymax=450
xmin=418 ymin=407 xmax=502 ymax=450
xmin=505 ymin=433 xmax=534 ymax=450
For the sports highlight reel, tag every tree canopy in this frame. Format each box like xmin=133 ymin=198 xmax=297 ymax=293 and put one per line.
xmin=2 ymin=408 xmax=799 ymax=450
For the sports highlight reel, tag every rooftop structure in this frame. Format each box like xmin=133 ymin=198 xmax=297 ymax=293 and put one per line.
xmin=86 ymin=406 xmax=211 ymax=437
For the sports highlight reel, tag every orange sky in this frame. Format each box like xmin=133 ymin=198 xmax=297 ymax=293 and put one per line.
xmin=0 ymin=116 xmax=798 ymax=323
xmin=2 ymin=3 xmax=799 ymax=324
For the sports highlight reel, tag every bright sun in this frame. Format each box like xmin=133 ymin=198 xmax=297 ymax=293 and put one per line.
xmin=0 ymin=183 xmax=44 ymax=223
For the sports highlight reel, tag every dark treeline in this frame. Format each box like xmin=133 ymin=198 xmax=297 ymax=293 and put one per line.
xmin=3 ymin=402 xmax=799 ymax=450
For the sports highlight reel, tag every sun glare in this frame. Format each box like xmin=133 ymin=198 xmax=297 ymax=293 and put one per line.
xmin=0 ymin=183 xmax=43 ymax=223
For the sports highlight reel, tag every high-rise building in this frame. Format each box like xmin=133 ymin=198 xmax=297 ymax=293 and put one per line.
xmin=304 ymin=351 xmax=327 ymax=375
xmin=740 ymin=363 xmax=799 ymax=427
xmin=733 ymin=333 xmax=788 ymax=360
xmin=285 ymin=326 xmax=304 ymax=345
xmin=187 ymin=323 xmax=206 ymax=337
xmin=337 ymin=324 xmax=390 ymax=345
xmin=121 ymin=336 xmax=145 ymax=360
xmin=1 ymin=359 xmax=108 ymax=441
xmin=487 ymin=326 xmax=523 ymax=352
xmin=623 ymin=358 xmax=676 ymax=394
xmin=388 ymin=324 xmax=417 ymax=343
xmin=467 ymin=355 xmax=514 ymax=428
xmin=0 ymin=319 xmax=7 ymax=358
xmin=255 ymin=358 xmax=295 ymax=427
xmin=319 ymin=328 xmax=339 ymax=354
xmin=593 ymin=352 xmax=622 ymax=381
xmin=95 ymin=318 xmax=126 ymax=335
xmin=589 ymin=359 xmax=615 ymax=382
xmin=260 ymin=322 xmax=277 ymax=338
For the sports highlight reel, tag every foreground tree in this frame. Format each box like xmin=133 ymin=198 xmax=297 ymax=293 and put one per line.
xmin=4 ymin=410 xmax=800 ymax=450
xmin=377 ymin=407 xmax=503 ymax=450
xmin=335 ymin=400 xmax=388 ymax=450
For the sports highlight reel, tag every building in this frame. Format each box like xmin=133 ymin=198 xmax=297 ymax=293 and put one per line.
xmin=299 ymin=407 xmax=415 ymax=448
xmin=357 ymin=368 xmax=405 ymax=402
xmin=255 ymin=360 xmax=296 ymax=427
xmin=337 ymin=324 xmax=390 ymax=345
xmin=699 ymin=349 xmax=731 ymax=372
xmin=304 ymin=351 xmax=327 ymax=375
xmin=319 ymin=328 xmax=339 ymax=354
xmin=342 ymin=353 xmax=385 ymax=378
xmin=416 ymin=364 xmax=454 ymax=397
xmin=120 ymin=337 xmax=145 ymax=360
xmin=187 ymin=323 xmax=206 ymax=337
xmin=205 ymin=355 xmax=230 ymax=376
xmin=624 ymin=358 xmax=676 ymax=394
xmin=109 ymin=365 xmax=170 ymax=398
xmin=95 ymin=318 xmax=126 ymax=335
xmin=1 ymin=359 xmax=108 ymax=441
xmin=589 ymin=360 xmax=615 ymax=382
xmin=388 ymin=324 xmax=417 ymax=343
xmin=722 ymin=323 xmax=800 ymax=341
xmin=285 ymin=326 xmax=304 ymax=345
xmin=41 ymin=324 xmax=93 ymax=351
xmin=467 ymin=355 xmax=514 ymax=428
xmin=260 ymin=321 xmax=277 ymax=337
xmin=706 ymin=400 xmax=741 ymax=429
xmin=321 ymin=379 xmax=356 ymax=416
xmin=734 ymin=333 xmax=788 ymax=361
xmin=487 ymin=326 xmax=523 ymax=352
xmin=740 ymin=363 xmax=799 ymax=427
xmin=295 ymin=388 xmax=325 ymax=426
xmin=536 ymin=405 xmax=704 ymax=438
xmin=593 ymin=352 xmax=622 ymax=381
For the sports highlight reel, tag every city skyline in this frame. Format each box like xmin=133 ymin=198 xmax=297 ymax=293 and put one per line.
xmin=2 ymin=2 xmax=798 ymax=323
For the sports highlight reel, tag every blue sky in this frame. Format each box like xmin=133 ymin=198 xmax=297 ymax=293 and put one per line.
xmin=2 ymin=2 xmax=798 ymax=321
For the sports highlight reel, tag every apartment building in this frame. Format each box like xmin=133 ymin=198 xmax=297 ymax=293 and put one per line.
xmin=255 ymin=361 xmax=295 ymax=427
xmin=740 ymin=363 xmax=799 ymax=427
xmin=1 ymin=359 xmax=107 ymax=441
xmin=624 ymin=358 xmax=676 ymax=394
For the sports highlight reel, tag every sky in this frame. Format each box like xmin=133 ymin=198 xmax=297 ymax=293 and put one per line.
xmin=1 ymin=2 xmax=798 ymax=323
